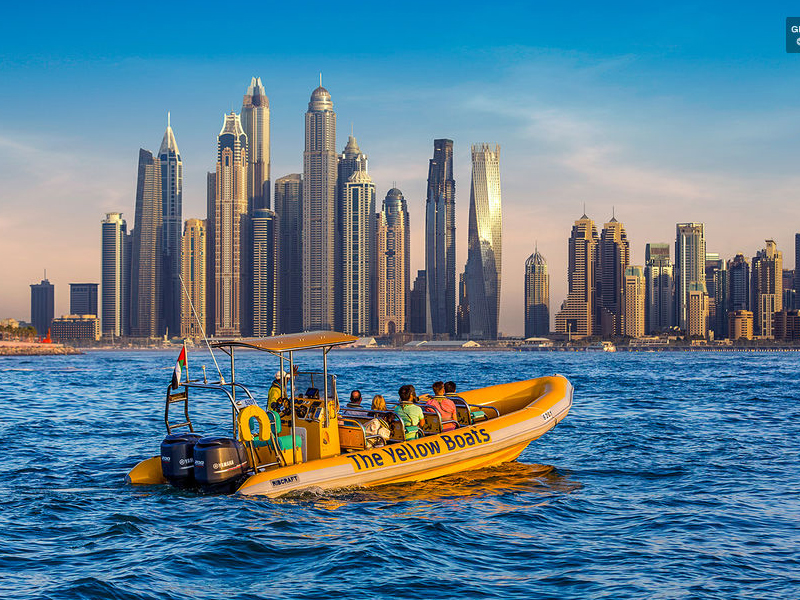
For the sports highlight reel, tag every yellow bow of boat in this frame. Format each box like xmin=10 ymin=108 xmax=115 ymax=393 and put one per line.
xmin=126 ymin=332 xmax=573 ymax=497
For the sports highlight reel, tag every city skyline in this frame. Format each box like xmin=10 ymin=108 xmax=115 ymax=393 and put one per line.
xmin=3 ymin=5 xmax=800 ymax=336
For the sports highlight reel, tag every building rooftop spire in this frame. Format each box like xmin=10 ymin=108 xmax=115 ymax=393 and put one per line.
xmin=159 ymin=113 xmax=180 ymax=156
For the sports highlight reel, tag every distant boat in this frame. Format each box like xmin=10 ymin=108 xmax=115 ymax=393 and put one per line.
xmin=126 ymin=331 xmax=574 ymax=497
xmin=587 ymin=341 xmax=616 ymax=352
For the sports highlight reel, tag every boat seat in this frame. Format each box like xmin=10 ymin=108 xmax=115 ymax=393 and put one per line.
xmin=339 ymin=419 xmax=368 ymax=450
xmin=266 ymin=410 xmax=303 ymax=451
xmin=470 ymin=409 xmax=487 ymax=423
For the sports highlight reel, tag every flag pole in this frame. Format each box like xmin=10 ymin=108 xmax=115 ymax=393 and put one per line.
xmin=179 ymin=273 xmax=224 ymax=384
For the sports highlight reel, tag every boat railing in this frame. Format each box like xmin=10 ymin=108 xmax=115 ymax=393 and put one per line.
xmin=164 ymin=380 xmax=258 ymax=435
xmin=447 ymin=395 xmax=500 ymax=424
xmin=338 ymin=418 xmax=385 ymax=450
xmin=339 ymin=408 xmax=408 ymax=443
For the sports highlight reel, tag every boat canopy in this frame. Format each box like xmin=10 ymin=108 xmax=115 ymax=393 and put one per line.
xmin=211 ymin=331 xmax=358 ymax=355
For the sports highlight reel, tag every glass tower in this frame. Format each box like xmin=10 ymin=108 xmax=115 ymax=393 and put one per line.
xmin=425 ymin=139 xmax=456 ymax=336
xmin=158 ymin=115 xmax=183 ymax=338
xmin=465 ymin=143 xmax=502 ymax=340
xmin=302 ymin=85 xmax=337 ymax=331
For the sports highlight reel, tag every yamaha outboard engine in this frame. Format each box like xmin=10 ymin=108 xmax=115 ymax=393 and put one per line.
xmin=193 ymin=437 xmax=250 ymax=493
xmin=161 ymin=433 xmax=202 ymax=488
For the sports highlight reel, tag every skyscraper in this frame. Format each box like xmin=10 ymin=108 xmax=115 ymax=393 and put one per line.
xmin=337 ymin=134 xmax=368 ymax=331
xmin=727 ymin=253 xmax=750 ymax=313
xmin=705 ymin=253 xmax=727 ymax=339
xmin=303 ymin=84 xmax=337 ymax=331
xmin=687 ymin=284 xmax=709 ymax=338
xmin=342 ymin=167 xmax=376 ymax=336
xmin=130 ymin=149 xmax=163 ymax=338
xmin=456 ymin=270 xmax=469 ymax=339
xmin=158 ymin=115 xmax=183 ymax=338
xmin=465 ymin=143 xmax=502 ymax=340
xmin=70 ymin=283 xmax=98 ymax=316
xmin=674 ymin=223 xmax=706 ymax=333
xmin=598 ymin=216 xmax=630 ymax=336
xmin=555 ymin=214 xmax=599 ymax=339
xmin=751 ymin=240 xmax=783 ymax=338
xmin=205 ymin=172 xmax=216 ymax=335
xmin=524 ymin=246 xmax=549 ymax=338
xmin=409 ymin=270 xmax=427 ymax=334
xmin=377 ymin=188 xmax=410 ymax=335
xmin=794 ymin=233 xmax=800 ymax=309
xmin=214 ymin=112 xmax=248 ymax=337
xmin=252 ymin=208 xmax=278 ymax=337
xmin=275 ymin=174 xmax=302 ymax=334
xmin=30 ymin=276 xmax=54 ymax=336
xmin=425 ymin=138 xmax=456 ymax=336
xmin=644 ymin=243 xmax=673 ymax=334
xmin=101 ymin=212 xmax=128 ymax=337
xmin=180 ymin=218 xmax=206 ymax=339
xmin=622 ymin=265 xmax=645 ymax=338
xmin=241 ymin=77 xmax=270 ymax=211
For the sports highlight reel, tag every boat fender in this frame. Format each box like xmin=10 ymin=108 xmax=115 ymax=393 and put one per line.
xmin=238 ymin=405 xmax=272 ymax=442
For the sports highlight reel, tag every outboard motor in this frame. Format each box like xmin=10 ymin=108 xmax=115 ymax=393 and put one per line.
xmin=193 ymin=437 xmax=250 ymax=493
xmin=161 ymin=433 xmax=202 ymax=488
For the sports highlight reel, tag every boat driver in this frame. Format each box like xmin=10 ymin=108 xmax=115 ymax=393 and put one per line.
xmin=268 ymin=371 xmax=289 ymax=409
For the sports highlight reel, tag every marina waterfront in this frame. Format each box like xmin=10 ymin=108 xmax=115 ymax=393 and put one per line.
xmin=0 ymin=350 xmax=797 ymax=599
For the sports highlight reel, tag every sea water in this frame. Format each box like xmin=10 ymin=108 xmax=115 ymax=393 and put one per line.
xmin=0 ymin=349 xmax=797 ymax=599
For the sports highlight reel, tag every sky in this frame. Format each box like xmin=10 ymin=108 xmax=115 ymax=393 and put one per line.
xmin=1 ymin=2 xmax=799 ymax=335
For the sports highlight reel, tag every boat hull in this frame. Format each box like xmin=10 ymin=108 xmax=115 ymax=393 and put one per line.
xmin=236 ymin=375 xmax=573 ymax=497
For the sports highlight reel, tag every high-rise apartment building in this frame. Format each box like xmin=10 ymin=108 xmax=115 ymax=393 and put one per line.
xmin=425 ymin=139 xmax=456 ymax=336
xmin=751 ymin=239 xmax=782 ymax=338
xmin=644 ymin=243 xmax=673 ymax=334
xmin=180 ymin=218 xmax=206 ymax=339
xmin=241 ymin=77 xmax=270 ymax=211
xmin=687 ymin=284 xmax=709 ymax=338
xmin=30 ymin=276 xmax=54 ymax=336
xmin=205 ymin=173 xmax=216 ymax=334
xmin=337 ymin=135 xmax=369 ymax=331
xmin=794 ymin=233 xmax=800 ymax=309
xmin=303 ymin=85 xmax=337 ymax=331
xmin=275 ymin=174 xmax=302 ymax=333
xmin=341 ymin=167 xmax=376 ymax=336
xmin=465 ymin=144 xmax=502 ymax=340
xmin=101 ymin=213 xmax=128 ymax=337
xmin=622 ymin=265 xmax=645 ymax=338
xmin=457 ymin=270 xmax=469 ymax=339
xmin=727 ymin=253 xmax=750 ymax=313
xmin=252 ymin=209 xmax=278 ymax=337
xmin=706 ymin=253 xmax=727 ymax=340
xmin=158 ymin=115 xmax=183 ymax=338
xmin=130 ymin=149 xmax=163 ymax=338
xmin=70 ymin=283 xmax=98 ymax=317
xmin=524 ymin=246 xmax=549 ymax=338
xmin=409 ymin=270 xmax=427 ymax=334
xmin=555 ymin=214 xmax=599 ymax=339
xmin=214 ymin=113 xmax=248 ymax=337
xmin=598 ymin=216 xmax=630 ymax=336
xmin=377 ymin=188 xmax=410 ymax=335
xmin=674 ymin=223 xmax=706 ymax=332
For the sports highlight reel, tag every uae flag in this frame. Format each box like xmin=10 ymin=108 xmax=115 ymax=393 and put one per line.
xmin=171 ymin=345 xmax=187 ymax=389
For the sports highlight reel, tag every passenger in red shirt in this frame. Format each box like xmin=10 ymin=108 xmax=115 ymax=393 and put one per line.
xmin=425 ymin=381 xmax=458 ymax=432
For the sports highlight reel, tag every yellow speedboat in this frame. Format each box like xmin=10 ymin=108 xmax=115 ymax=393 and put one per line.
xmin=126 ymin=332 xmax=573 ymax=498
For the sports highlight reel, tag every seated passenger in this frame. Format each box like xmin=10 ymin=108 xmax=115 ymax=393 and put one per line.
xmin=408 ymin=384 xmax=421 ymax=404
xmin=364 ymin=395 xmax=391 ymax=447
xmin=444 ymin=381 xmax=457 ymax=395
xmin=394 ymin=385 xmax=425 ymax=440
xmin=346 ymin=389 xmax=363 ymax=409
xmin=426 ymin=381 xmax=458 ymax=431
